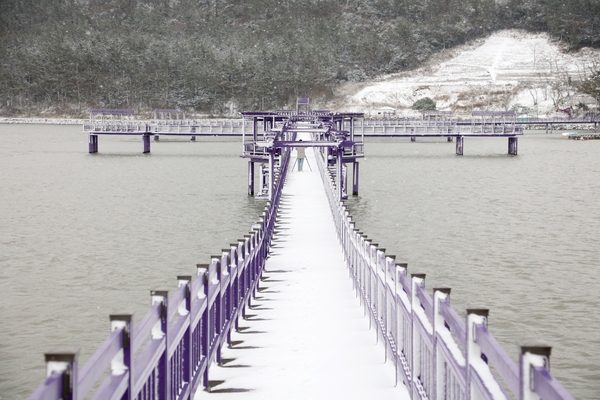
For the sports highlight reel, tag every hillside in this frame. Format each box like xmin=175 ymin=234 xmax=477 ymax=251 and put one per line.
xmin=329 ymin=30 xmax=600 ymax=117
xmin=0 ymin=0 xmax=599 ymax=117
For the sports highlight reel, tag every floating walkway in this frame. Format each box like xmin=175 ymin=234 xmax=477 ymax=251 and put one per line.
xmin=195 ymin=141 xmax=407 ymax=399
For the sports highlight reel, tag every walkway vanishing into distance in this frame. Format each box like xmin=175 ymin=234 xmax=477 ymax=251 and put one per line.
xmin=195 ymin=144 xmax=407 ymax=399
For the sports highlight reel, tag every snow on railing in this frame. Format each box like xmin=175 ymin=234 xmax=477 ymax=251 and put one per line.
xmin=314 ymin=147 xmax=575 ymax=400
xmin=27 ymin=148 xmax=291 ymax=400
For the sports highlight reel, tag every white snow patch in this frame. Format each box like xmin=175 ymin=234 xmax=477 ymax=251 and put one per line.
xmin=330 ymin=30 xmax=600 ymax=117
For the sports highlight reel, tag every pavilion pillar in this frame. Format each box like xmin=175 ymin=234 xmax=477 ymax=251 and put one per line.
xmin=337 ymin=148 xmax=343 ymax=200
xmin=508 ymin=137 xmax=518 ymax=155
xmin=143 ymin=134 xmax=151 ymax=153
xmin=248 ymin=161 xmax=255 ymax=196
xmin=352 ymin=161 xmax=359 ymax=196
xmin=456 ymin=136 xmax=464 ymax=155
xmin=88 ymin=134 xmax=98 ymax=153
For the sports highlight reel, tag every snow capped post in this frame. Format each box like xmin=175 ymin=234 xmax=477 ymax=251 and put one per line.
xmin=432 ymin=287 xmax=451 ymax=400
xmin=465 ymin=307 xmax=492 ymax=400
xmin=109 ymin=314 xmax=133 ymax=395
xmin=519 ymin=342 xmax=549 ymax=400
xmin=150 ymin=290 xmax=169 ymax=399
xmin=410 ymin=272 xmax=426 ymax=398
xmin=40 ymin=351 xmax=78 ymax=400
xmin=518 ymin=342 xmax=574 ymax=400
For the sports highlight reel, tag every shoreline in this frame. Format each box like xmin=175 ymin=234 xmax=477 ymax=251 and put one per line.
xmin=0 ymin=117 xmax=86 ymax=125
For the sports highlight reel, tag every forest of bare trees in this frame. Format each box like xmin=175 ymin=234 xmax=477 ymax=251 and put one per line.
xmin=0 ymin=0 xmax=598 ymax=116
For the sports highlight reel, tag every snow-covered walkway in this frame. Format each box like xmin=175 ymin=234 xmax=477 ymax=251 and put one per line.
xmin=194 ymin=146 xmax=409 ymax=399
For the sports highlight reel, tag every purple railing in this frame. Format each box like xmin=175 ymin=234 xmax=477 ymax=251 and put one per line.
xmin=315 ymin=148 xmax=575 ymax=400
xmin=28 ymin=148 xmax=291 ymax=400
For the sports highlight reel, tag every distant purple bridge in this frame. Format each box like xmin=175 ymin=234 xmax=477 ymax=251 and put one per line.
xmin=31 ymin=100 xmax=575 ymax=399
xmin=85 ymin=109 xmax=589 ymax=156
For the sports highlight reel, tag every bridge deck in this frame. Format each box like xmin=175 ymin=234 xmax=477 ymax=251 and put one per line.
xmin=194 ymin=140 xmax=408 ymax=399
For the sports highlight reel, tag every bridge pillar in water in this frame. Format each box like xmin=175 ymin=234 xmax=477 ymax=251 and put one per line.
xmin=410 ymin=136 xmax=416 ymax=142
xmin=248 ymin=161 xmax=255 ymax=196
xmin=447 ymin=136 xmax=454 ymax=142
xmin=88 ymin=134 xmax=98 ymax=153
xmin=143 ymin=134 xmax=151 ymax=153
xmin=154 ymin=135 xmax=160 ymax=141
xmin=352 ymin=161 xmax=359 ymax=196
xmin=456 ymin=136 xmax=464 ymax=155
xmin=508 ymin=137 xmax=518 ymax=155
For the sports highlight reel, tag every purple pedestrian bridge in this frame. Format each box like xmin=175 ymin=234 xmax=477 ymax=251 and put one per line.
xmin=31 ymin=100 xmax=575 ymax=400
xmin=82 ymin=109 xmax=600 ymax=156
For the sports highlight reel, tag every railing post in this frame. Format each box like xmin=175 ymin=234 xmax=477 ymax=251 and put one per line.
xmin=411 ymin=273 xmax=426 ymax=398
xmin=44 ymin=351 xmax=78 ymax=400
xmin=177 ymin=275 xmax=192 ymax=396
xmin=150 ymin=290 xmax=170 ymax=400
xmin=110 ymin=314 xmax=134 ymax=399
xmin=466 ymin=307 xmax=489 ymax=400
xmin=196 ymin=264 xmax=210 ymax=388
xmin=519 ymin=341 xmax=552 ymax=400
xmin=433 ymin=287 xmax=451 ymax=400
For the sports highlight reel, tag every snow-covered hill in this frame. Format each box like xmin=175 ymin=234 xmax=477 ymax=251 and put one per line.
xmin=328 ymin=30 xmax=600 ymax=117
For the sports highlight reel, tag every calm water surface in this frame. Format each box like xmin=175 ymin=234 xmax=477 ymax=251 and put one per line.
xmin=0 ymin=125 xmax=263 ymax=398
xmin=1 ymin=126 xmax=599 ymax=399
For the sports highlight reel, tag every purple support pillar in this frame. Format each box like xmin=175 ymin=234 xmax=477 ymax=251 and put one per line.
xmin=456 ymin=136 xmax=464 ymax=155
xmin=44 ymin=351 xmax=78 ymax=400
xmin=248 ymin=161 xmax=255 ymax=196
xmin=88 ymin=134 xmax=98 ymax=153
xmin=352 ymin=161 xmax=359 ymax=196
xmin=508 ymin=137 xmax=518 ymax=155
xmin=143 ymin=134 xmax=151 ymax=153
